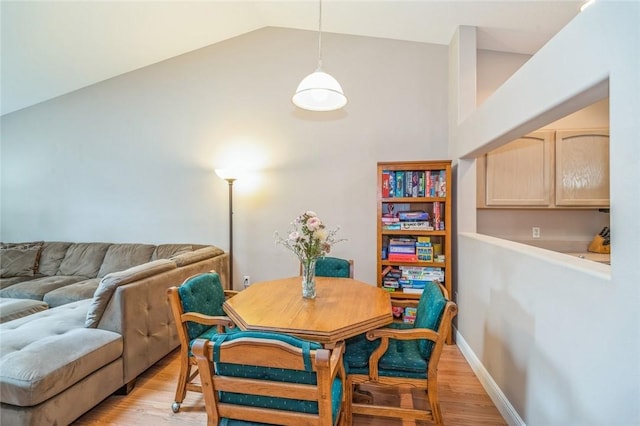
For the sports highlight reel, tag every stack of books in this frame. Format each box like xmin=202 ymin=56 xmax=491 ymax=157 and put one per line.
xmin=398 ymin=266 xmax=444 ymax=294
xmin=403 ymin=307 xmax=417 ymax=324
xmin=416 ymin=241 xmax=433 ymax=262
xmin=387 ymin=238 xmax=418 ymax=262
xmin=381 ymin=266 xmax=402 ymax=291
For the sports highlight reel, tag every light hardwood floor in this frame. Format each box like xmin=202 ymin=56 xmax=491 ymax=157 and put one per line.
xmin=74 ymin=344 xmax=506 ymax=426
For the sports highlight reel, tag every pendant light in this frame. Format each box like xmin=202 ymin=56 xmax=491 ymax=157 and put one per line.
xmin=292 ymin=0 xmax=347 ymax=112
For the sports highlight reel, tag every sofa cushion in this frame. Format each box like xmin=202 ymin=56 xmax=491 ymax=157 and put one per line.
xmin=0 ymin=248 xmax=40 ymax=278
xmin=0 ymin=298 xmax=48 ymax=323
xmin=97 ymin=244 xmax=156 ymax=278
xmin=85 ymin=259 xmax=176 ymax=328
xmin=57 ymin=243 xmax=111 ymax=278
xmin=43 ymin=278 xmax=100 ymax=308
xmin=171 ymin=246 xmax=225 ymax=267
xmin=151 ymin=244 xmax=193 ymax=260
xmin=0 ymin=275 xmax=86 ymax=300
xmin=0 ymin=299 xmax=122 ymax=407
xmin=0 ymin=275 xmax=41 ymax=290
xmin=0 ymin=241 xmax=44 ymax=277
xmin=38 ymin=242 xmax=73 ymax=276
xmin=0 ymin=249 xmax=38 ymax=278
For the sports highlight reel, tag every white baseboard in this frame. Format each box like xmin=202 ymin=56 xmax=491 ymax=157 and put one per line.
xmin=454 ymin=329 xmax=526 ymax=426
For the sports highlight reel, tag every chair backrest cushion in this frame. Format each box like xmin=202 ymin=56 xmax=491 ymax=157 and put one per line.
xmin=210 ymin=331 xmax=342 ymax=420
xmin=178 ymin=272 xmax=226 ymax=339
xmin=413 ymin=281 xmax=447 ymax=359
xmin=316 ymin=257 xmax=351 ymax=278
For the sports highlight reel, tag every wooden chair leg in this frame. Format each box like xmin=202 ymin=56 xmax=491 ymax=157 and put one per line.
xmin=172 ymin=354 xmax=191 ymax=413
xmin=428 ymin=379 xmax=443 ymax=426
xmin=343 ymin=377 xmax=352 ymax=426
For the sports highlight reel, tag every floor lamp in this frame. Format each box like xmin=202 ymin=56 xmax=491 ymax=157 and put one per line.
xmin=215 ymin=169 xmax=238 ymax=289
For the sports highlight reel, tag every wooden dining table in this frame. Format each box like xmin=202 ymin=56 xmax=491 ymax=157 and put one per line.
xmin=223 ymin=276 xmax=393 ymax=347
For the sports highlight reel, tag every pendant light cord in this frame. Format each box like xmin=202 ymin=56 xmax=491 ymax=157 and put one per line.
xmin=317 ymin=0 xmax=323 ymax=68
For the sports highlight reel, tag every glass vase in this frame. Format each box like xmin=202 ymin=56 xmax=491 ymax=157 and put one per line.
xmin=301 ymin=258 xmax=317 ymax=299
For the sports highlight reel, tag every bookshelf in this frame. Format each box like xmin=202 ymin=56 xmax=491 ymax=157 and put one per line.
xmin=377 ymin=160 xmax=452 ymax=340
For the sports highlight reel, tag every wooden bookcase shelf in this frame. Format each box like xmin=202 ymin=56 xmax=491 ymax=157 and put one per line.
xmin=377 ymin=160 xmax=452 ymax=341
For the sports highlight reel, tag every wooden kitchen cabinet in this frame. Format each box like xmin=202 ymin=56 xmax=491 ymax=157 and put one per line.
xmin=555 ymin=129 xmax=610 ymax=207
xmin=479 ymin=131 xmax=554 ymax=207
xmin=478 ymin=128 xmax=609 ymax=209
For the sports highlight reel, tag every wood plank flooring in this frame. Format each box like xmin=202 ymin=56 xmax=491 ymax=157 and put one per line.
xmin=74 ymin=344 xmax=506 ymax=426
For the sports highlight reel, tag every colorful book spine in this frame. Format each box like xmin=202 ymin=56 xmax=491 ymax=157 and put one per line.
xmin=405 ymin=171 xmax=413 ymax=197
xmin=388 ymin=253 xmax=419 ymax=262
xmin=418 ymin=171 xmax=426 ymax=197
xmin=429 ymin=173 xmax=437 ymax=197
xmin=416 ymin=242 xmax=433 ymax=261
xmin=399 ymin=221 xmax=432 ymax=231
xmin=382 ymin=171 xmax=390 ymax=198
xmin=395 ymin=171 xmax=404 ymax=197
xmin=438 ymin=170 xmax=447 ymax=197
xmin=403 ymin=307 xmax=417 ymax=323
xmin=411 ymin=171 xmax=419 ymax=197
xmin=388 ymin=172 xmax=395 ymax=198
xmin=388 ymin=245 xmax=416 ymax=254
xmin=433 ymin=202 xmax=441 ymax=230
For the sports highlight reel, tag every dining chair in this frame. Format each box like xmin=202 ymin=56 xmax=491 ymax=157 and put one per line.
xmin=166 ymin=271 xmax=237 ymax=413
xmin=344 ymin=280 xmax=457 ymax=425
xmin=192 ymin=330 xmax=349 ymax=426
xmin=300 ymin=256 xmax=354 ymax=278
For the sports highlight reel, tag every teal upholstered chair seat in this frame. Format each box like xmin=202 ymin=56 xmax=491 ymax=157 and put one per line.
xmin=345 ymin=281 xmax=457 ymax=426
xmin=193 ymin=330 xmax=347 ymax=426
xmin=167 ymin=272 xmax=237 ymax=413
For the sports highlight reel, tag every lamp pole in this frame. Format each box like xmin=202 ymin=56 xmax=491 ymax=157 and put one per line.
xmin=216 ymin=168 xmax=239 ymax=290
xmin=225 ymin=178 xmax=236 ymax=288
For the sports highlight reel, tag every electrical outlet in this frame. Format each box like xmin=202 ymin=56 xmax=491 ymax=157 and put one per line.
xmin=243 ymin=275 xmax=250 ymax=288
xmin=532 ymin=227 xmax=541 ymax=239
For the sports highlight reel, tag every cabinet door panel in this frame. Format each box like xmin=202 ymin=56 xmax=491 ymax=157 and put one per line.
xmin=555 ymin=129 xmax=609 ymax=207
xmin=485 ymin=131 xmax=554 ymax=206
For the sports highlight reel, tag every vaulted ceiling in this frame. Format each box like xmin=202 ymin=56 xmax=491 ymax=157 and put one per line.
xmin=1 ymin=1 xmax=584 ymax=116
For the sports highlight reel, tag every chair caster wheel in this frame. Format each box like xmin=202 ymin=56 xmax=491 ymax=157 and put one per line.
xmin=171 ymin=402 xmax=181 ymax=413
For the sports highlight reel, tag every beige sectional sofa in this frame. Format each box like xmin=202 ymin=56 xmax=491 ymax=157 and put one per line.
xmin=0 ymin=241 xmax=229 ymax=425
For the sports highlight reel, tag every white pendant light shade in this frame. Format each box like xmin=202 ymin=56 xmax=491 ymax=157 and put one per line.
xmin=292 ymin=69 xmax=347 ymax=112
xmin=292 ymin=0 xmax=347 ymax=112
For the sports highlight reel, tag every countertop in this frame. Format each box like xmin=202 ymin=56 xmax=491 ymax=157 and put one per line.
xmin=565 ymin=252 xmax=611 ymax=264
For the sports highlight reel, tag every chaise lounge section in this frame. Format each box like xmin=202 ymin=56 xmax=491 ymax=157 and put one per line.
xmin=0 ymin=241 xmax=229 ymax=425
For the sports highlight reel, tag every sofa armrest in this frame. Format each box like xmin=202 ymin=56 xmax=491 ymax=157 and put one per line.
xmin=170 ymin=246 xmax=224 ymax=267
xmin=96 ymin=252 xmax=229 ymax=384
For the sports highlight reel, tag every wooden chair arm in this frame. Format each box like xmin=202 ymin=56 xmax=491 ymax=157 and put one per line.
xmin=366 ymin=327 xmax=439 ymax=342
xmin=224 ymin=290 xmax=239 ymax=298
xmin=365 ymin=327 xmax=439 ymax=382
xmin=181 ymin=312 xmax=236 ymax=329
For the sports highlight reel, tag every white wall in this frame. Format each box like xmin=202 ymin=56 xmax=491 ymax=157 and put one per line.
xmin=0 ymin=27 xmax=449 ymax=289
xmin=477 ymin=49 xmax=611 ymax=250
xmin=477 ymin=49 xmax=530 ymax=106
xmin=452 ymin=2 xmax=639 ymax=425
